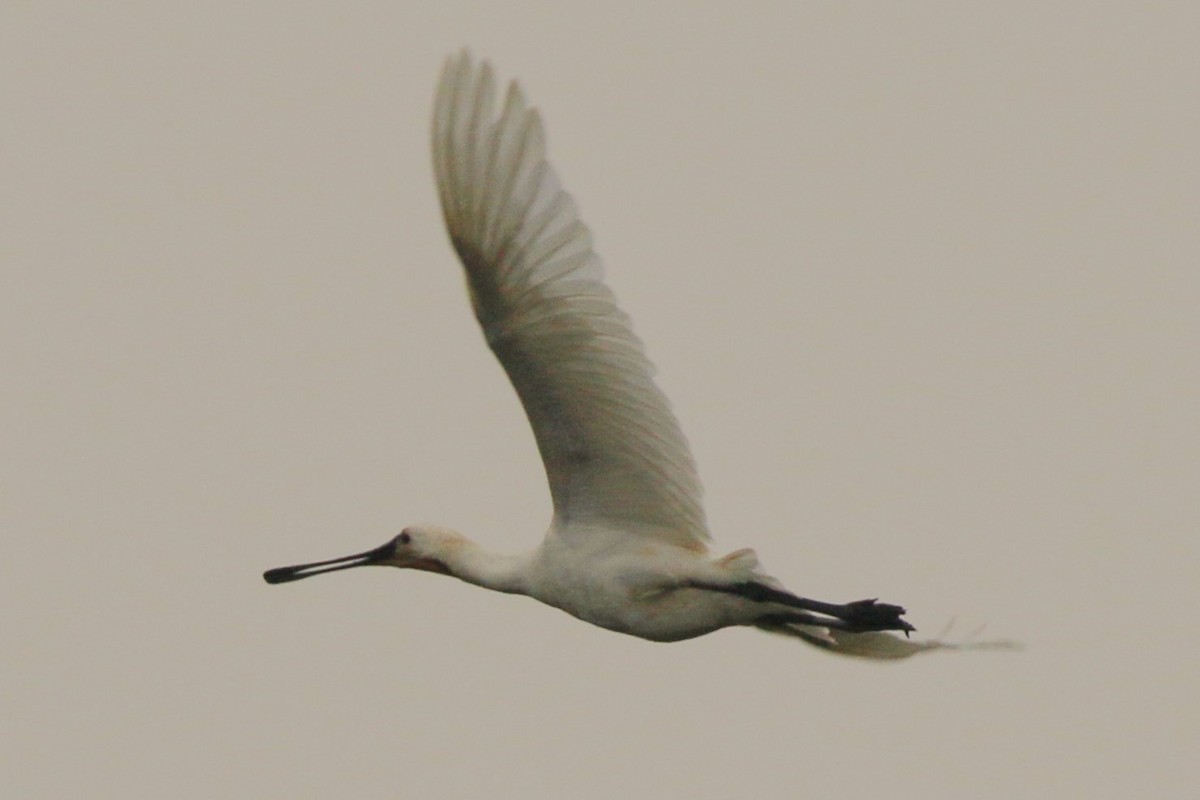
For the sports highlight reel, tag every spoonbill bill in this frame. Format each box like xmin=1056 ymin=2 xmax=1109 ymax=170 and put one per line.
xmin=264 ymin=51 xmax=954 ymax=658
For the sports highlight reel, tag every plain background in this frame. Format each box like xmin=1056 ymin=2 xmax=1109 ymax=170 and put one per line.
xmin=4 ymin=2 xmax=1197 ymax=797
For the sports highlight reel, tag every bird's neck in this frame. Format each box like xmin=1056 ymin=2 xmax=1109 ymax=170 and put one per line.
xmin=442 ymin=541 xmax=533 ymax=595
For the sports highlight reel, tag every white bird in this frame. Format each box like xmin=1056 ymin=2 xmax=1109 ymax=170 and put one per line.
xmin=264 ymin=51 xmax=953 ymax=659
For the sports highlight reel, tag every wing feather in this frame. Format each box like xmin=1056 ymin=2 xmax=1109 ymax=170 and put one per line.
xmin=431 ymin=52 xmax=708 ymax=549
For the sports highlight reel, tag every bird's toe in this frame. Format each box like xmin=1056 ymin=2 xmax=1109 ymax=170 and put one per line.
xmin=841 ymin=598 xmax=915 ymax=635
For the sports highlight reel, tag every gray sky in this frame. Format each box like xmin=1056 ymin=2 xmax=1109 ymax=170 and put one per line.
xmin=4 ymin=2 xmax=1197 ymax=797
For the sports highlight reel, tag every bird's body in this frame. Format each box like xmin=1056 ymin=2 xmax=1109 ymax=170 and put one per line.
xmin=514 ymin=528 xmax=755 ymax=642
xmin=430 ymin=534 xmax=704 ymax=642
xmin=264 ymin=51 xmax=970 ymax=659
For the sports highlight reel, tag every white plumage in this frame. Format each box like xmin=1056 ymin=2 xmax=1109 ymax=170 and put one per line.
xmin=432 ymin=53 xmax=706 ymax=551
xmin=265 ymin=51 xmax=978 ymax=659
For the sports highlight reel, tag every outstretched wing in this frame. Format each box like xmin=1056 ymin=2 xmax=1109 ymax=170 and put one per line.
xmin=431 ymin=52 xmax=708 ymax=550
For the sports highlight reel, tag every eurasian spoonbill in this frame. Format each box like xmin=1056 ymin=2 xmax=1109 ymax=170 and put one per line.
xmin=265 ymin=51 xmax=961 ymax=659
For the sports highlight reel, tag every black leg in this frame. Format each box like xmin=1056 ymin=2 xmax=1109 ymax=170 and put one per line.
xmin=696 ymin=581 xmax=915 ymax=635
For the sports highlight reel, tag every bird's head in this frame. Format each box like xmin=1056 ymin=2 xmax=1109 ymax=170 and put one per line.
xmin=263 ymin=524 xmax=464 ymax=584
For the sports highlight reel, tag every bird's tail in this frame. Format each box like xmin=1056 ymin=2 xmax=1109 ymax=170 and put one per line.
xmin=756 ymin=618 xmax=1021 ymax=660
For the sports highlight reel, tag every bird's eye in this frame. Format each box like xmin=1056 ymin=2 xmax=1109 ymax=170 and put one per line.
xmin=398 ymin=532 xmax=412 ymax=545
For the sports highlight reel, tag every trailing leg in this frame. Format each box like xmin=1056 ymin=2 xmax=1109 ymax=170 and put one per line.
xmin=696 ymin=580 xmax=915 ymax=635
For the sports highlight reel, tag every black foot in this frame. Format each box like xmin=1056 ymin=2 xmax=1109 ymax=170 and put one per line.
xmin=836 ymin=598 xmax=915 ymax=636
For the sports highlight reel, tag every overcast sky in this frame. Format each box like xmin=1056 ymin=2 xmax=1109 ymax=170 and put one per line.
xmin=4 ymin=2 xmax=1197 ymax=797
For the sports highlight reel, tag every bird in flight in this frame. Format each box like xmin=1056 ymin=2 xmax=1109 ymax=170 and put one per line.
xmin=264 ymin=51 xmax=961 ymax=658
